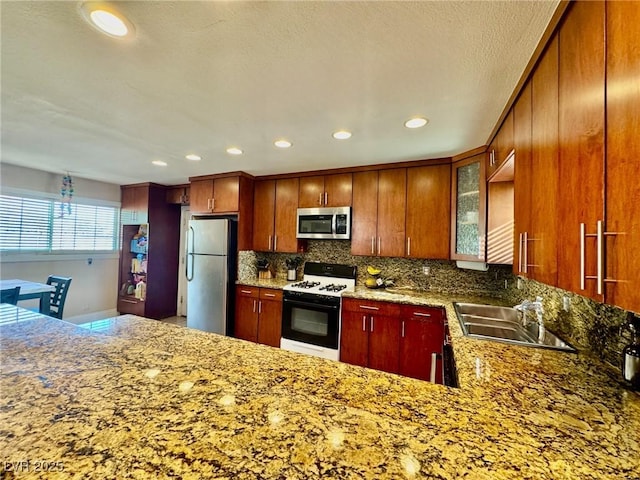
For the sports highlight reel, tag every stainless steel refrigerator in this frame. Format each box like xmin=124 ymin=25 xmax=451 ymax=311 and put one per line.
xmin=186 ymin=217 xmax=237 ymax=334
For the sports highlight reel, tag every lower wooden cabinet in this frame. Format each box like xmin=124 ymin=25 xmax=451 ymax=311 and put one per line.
xmin=234 ymin=286 xmax=282 ymax=347
xmin=341 ymin=298 xmax=401 ymax=374
xmin=341 ymin=298 xmax=445 ymax=382
xmin=399 ymin=305 xmax=445 ymax=383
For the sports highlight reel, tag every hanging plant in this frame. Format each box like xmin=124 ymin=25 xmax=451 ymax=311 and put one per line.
xmin=60 ymin=174 xmax=74 ymax=217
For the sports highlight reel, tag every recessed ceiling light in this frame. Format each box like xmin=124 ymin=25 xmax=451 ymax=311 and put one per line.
xmin=332 ymin=130 xmax=352 ymax=140
xmin=152 ymin=160 xmax=167 ymax=167
xmin=80 ymin=3 xmax=135 ymax=38
xmin=226 ymin=147 xmax=243 ymax=155
xmin=404 ymin=117 xmax=429 ymax=129
xmin=274 ymin=139 xmax=292 ymax=149
xmin=185 ymin=154 xmax=201 ymax=161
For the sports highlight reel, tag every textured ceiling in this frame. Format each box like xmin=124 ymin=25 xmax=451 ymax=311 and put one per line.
xmin=1 ymin=1 xmax=559 ymax=186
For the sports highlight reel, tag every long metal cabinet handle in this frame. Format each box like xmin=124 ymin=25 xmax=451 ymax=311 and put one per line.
xmin=401 ymin=320 xmax=405 ymax=338
xmin=377 ymin=237 xmax=381 ymax=255
xmin=518 ymin=233 xmax=523 ymax=274
xmin=268 ymin=235 xmax=272 ymax=251
xmin=359 ymin=305 xmax=379 ymax=311
xmin=413 ymin=312 xmax=431 ymax=318
xmin=258 ymin=301 xmax=262 ymax=314
xmin=407 ymin=237 xmax=411 ymax=256
xmin=212 ymin=198 xmax=215 ymax=211
xmin=597 ymin=220 xmax=604 ymax=295
xmin=274 ymin=236 xmax=278 ymax=251
xmin=264 ymin=293 xmax=276 ymax=298
xmin=252 ymin=300 xmax=256 ymax=313
xmin=580 ymin=223 xmax=586 ymax=290
xmin=523 ymin=231 xmax=528 ymax=274
xmin=240 ymin=289 xmax=252 ymax=294
xmin=371 ymin=237 xmax=375 ymax=255
xmin=186 ymin=226 xmax=195 ymax=281
xmin=430 ymin=353 xmax=437 ymax=383
xmin=324 ymin=192 xmax=328 ymax=205
xmin=362 ymin=315 xmax=366 ymax=332
xmin=318 ymin=193 xmax=323 ymax=206
xmin=370 ymin=317 xmax=374 ymax=332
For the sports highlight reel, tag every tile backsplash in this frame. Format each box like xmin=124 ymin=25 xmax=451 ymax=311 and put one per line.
xmin=238 ymin=241 xmax=636 ymax=369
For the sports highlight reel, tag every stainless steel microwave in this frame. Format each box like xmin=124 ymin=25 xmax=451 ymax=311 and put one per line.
xmin=296 ymin=206 xmax=351 ymax=240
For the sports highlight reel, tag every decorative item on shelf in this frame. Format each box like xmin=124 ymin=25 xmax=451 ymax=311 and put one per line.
xmin=257 ymin=259 xmax=273 ymax=280
xmin=285 ymin=256 xmax=303 ymax=281
xmin=364 ymin=265 xmax=394 ymax=289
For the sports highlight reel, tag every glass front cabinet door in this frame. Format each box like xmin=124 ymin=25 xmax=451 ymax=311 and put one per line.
xmin=451 ymin=153 xmax=486 ymax=261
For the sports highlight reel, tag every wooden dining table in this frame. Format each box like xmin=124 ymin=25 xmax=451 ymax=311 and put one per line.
xmin=0 ymin=279 xmax=55 ymax=315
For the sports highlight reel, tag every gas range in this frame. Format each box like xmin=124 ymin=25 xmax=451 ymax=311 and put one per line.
xmin=283 ymin=263 xmax=357 ymax=298
xmin=281 ymin=262 xmax=357 ymax=361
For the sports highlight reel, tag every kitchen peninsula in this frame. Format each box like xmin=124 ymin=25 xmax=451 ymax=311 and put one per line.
xmin=1 ymin=303 xmax=638 ymax=479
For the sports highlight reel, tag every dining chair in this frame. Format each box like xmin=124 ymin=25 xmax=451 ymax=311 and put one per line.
xmin=0 ymin=286 xmax=21 ymax=305
xmin=46 ymin=276 xmax=72 ymax=319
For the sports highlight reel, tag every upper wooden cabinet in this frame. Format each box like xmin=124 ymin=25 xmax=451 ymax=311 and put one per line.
xmin=165 ymin=185 xmax=190 ymax=205
xmin=487 ymin=110 xmax=514 ymax=180
xmin=298 ymin=173 xmax=352 ymax=208
xmin=190 ymin=176 xmax=240 ymax=214
xmin=605 ymin=0 xmax=640 ymax=313
xmin=513 ymin=83 xmax=533 ymax=276
xmin=450 ymin=154 xmax=486 ymax=262
xmin=406 ymin=164 xmax=451 ymax=259
xmin=557 ymin=0 xmax=605 ymax=301
xmin=529 ymin=37 xmax=560 ymax=287
xmin=121 ymin=185 xmax=149 ymax=224
xmin=252 ymin=178 xmax=301 ymax=253
xmin=351 ymin=169 xmax=406 ymax=257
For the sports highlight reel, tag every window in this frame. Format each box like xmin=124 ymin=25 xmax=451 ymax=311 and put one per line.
xmin=0 ymin=194 xmax=119 ymax=253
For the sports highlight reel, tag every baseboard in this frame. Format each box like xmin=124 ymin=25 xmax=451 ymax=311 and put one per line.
xmin=64 ymin=309 xmax=119 ymax=324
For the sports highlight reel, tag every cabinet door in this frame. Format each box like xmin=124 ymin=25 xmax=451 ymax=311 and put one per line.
xmin=530 ymin=37 xmax=559 ymax=286
xmin=605 ymin=0 xmax=640 ymax=313
xmin=406 ymin=164 xmax=451 ymax=259
xmin=165 ymin=186 xmax=185 ymax=205
xmin=351 ymin=171 xmax=378 ymax=256
xmin=121 ymin=186 xmax=149 ymax=224
xmin=235 ymin=287 xmax=259 ymax=342
xmin=213 ymin=177 xmax=239 ymax=213
xmin=324 ymin=173 xmax=353 ymax=207
xmin=399 ymin=307 xmax=444 ymax=383
xmin=190 ymin=180 xmax=214 ymax=214
xmin=451 ymin=154 xmax=486 ymax=261
xmin=339 ymin=309 xmax=369 ymax=367
xmin=274 ymin=178 xmax=299 ymax=253
xmin=298 ymin=176 xmax=325 ymax=208
xmin=257 ymin=289 xmax=283 ymax=348
xmin=513 ymin=82 xmax=533 ymax=276
xmin=252 ymin=180 xmax=276 ymax=251
xmin=487 ymin=138 xmax=499 ymax=180
xmin=377 ymin=168 xmax=406 ymax=257
xmin=497 ymin=111 xmax=514 ymax=169
xmin=368 ymin=314 xmax=400 ymax=374
xmin=557 ymin=0 xmax=605 ymax=300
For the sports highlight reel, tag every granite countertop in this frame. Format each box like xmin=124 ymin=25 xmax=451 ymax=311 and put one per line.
xmin=1 ymin=293 xmax=639 ymax=479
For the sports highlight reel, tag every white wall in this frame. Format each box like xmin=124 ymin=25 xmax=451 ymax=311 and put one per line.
xmin=1 ymin=163 xmax=121 ymax=321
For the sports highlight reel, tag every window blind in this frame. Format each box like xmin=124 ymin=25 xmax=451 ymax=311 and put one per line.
xmin=0 ymin=194 xmax=119 ymax=252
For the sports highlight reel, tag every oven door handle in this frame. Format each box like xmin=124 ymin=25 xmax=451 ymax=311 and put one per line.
xmin=283 ymin=298 xmax=340 ymax=311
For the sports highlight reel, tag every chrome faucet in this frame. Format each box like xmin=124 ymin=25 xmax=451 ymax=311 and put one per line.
xmin=514 ymin=296 xmax=545 ymax=341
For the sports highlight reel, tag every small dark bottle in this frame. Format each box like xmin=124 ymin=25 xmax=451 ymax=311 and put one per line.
xmin=621 ymin=313 xmax=640 ymax=390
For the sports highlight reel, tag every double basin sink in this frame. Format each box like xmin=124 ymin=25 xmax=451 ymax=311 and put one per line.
xmin=453 ymin=302 xmax=576 ymax=353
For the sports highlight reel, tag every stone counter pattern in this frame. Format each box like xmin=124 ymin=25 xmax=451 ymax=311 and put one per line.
xmin=1 ymin=306 xmax=639 ymax=479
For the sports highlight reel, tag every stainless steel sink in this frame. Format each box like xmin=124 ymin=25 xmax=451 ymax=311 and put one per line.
xmin=453 ymin=302 xmax=576 ymax=353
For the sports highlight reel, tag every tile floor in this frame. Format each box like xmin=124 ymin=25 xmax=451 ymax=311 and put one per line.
xmin=160 ymin=315 xmax=187 ymax=327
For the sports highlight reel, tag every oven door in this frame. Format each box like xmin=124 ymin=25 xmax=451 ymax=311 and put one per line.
xmin=282 ymin=295 xmax=340 ymax=349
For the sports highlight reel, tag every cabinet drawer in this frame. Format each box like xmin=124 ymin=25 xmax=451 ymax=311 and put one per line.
xmin=401 ymin=305 xmax=445 ymax=322
xmin=236 ymin=286 xmax=259 ymax=299
xmin=117 ymin=297 xmax=145 ymax=316
xmin=259 ymin=288 xmax=283 ymax=301
xmin=341 ymin=297 xmax=401 ymax=316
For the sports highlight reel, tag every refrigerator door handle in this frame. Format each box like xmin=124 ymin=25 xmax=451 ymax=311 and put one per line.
xmin=186 ymin=226 xmax=195 ymax=281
